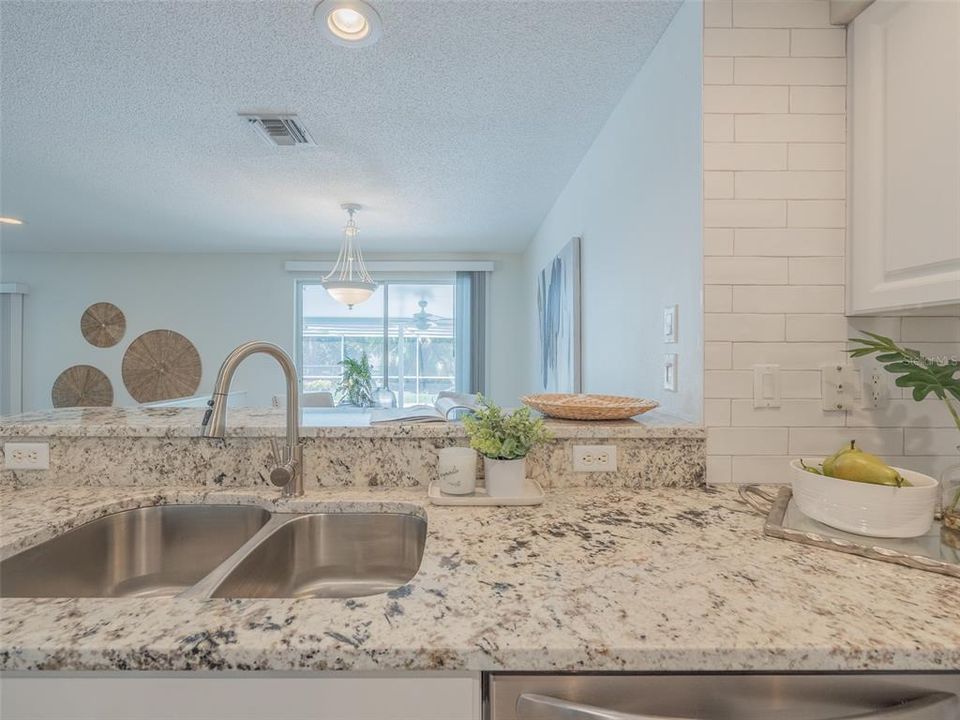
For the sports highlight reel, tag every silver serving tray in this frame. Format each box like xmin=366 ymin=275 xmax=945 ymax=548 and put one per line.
xmin=740 ymin=486 xmax=960 ymax=579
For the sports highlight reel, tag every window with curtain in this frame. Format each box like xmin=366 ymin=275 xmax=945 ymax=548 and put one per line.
xmin=297 ymin=275 xmax=485 ymax=408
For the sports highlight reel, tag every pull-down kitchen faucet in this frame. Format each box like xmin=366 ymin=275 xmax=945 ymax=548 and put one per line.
xmin=200 ymin=341 xmax=304 ymax=497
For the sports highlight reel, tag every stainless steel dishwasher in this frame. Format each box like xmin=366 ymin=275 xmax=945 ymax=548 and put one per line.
xmin=487 ymin=673 xmax=960 ymax=720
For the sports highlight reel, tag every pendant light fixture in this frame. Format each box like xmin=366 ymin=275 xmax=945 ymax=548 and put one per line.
xmin=322 ymin=203 xmax=377 ymax=309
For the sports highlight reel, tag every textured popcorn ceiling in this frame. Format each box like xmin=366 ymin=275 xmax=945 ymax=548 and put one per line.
xmin=0 ymin=1 xmax=681 ymax=253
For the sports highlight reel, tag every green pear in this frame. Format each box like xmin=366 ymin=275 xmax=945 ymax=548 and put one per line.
xmin=824 ymin=440 xmax=908 ymax=487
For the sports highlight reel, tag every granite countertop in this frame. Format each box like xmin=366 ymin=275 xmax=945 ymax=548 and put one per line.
xmin=1 ymin=484 xmax=957 ymax=673
xmin=0 ymin=406 xmax=703 ymax=440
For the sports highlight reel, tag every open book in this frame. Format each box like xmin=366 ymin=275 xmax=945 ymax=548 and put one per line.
xmin=370 ymin=392 xmax=479 ymax=424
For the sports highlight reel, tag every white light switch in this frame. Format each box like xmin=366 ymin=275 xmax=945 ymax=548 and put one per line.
xmin=753 ymin=364 xmax=781 ymax=408
xmin=664 ymin=353 xmax=678 ymax=392
xmin=821 ymin=363 xmax=860 ymax=411
xmin=663 ymin=305 xmax=678 ymax=343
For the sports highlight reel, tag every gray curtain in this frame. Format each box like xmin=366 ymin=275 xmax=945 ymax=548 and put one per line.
xmin=455 ymin=271 xmax=487 ymax=395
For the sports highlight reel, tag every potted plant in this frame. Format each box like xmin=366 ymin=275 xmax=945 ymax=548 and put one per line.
xmin=335 ymin=353 xmax=376 ymax=408
xmin=463 ymin=396 xmax=549 ymax=496
xmin=849 ymin=332 xmax=960 ymax=530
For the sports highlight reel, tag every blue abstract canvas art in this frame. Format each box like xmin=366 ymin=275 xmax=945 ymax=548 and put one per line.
xmin=537 ymin=236 xmax=581 ymax=393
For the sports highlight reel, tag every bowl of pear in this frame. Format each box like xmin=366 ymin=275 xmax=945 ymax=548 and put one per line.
xmin=791 ymin=441 xmax=938 ymax=538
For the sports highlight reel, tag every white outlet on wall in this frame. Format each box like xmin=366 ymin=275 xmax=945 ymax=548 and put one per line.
xmin=572 ymin=445 xmax=618 ymax=472
xmin=3 ymin=442 xmax=50 ymax=470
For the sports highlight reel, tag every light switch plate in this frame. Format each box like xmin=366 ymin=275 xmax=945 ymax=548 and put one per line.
xmin=3 ymin=442 xmax=49 ymax=470
xmin=753 ymin=364 xmax=781 ymax=408
xmin=664 ymin=353 xmax=678 ymax=392
xmin=663 ymin=305 xmax=678 ymax=343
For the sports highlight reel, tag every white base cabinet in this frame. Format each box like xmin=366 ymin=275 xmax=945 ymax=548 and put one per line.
xmin=848 ymin=0 xmax=960 ymax=314
xmin=0 ymin=672 xmax=481 ymax=720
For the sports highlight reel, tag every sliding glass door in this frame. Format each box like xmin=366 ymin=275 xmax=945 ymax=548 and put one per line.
xmin=298 ymin=279 xmax=466 ymax=408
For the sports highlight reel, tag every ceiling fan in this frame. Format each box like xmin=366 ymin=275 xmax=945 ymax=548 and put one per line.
xmin=410 ymin=299 xmax=441 ymax=332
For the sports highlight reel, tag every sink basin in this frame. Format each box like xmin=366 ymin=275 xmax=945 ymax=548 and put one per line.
xmin=0 ymin=505 xmax=271 ymax=598
xmin=209 ymin=513 xmax=427 ymax=599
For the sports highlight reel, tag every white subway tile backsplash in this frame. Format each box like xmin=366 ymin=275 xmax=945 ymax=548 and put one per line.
xmin=704 ymin=229 xmax=735 ymax=256
xmin=708 ymin=427 xmax=789 ymax=455
xmin=780 ymin=370 xmax=822 ymax=398
xmin=732 ymin=1 xmax=831 ymax=29
xmin=732 ymin=285 xmax=844 ymax=313
xmin=705 ymin=57 xmax=735 ymax=84
xmin=734 ymin=57 xmax=845 ymax=85
xmin=901 ymin=317 xmax=960 ymax=343
xmin=735 ymin=228 xmax=843 ymax=256
xmin=732 ymin=399 xmax=845 ymax=427
xmin=704 ymin=28 xmax=790 ymax=56
xmin=730 ymin=455 xmax=794 ymax=484
xmin=788 ymin=143 xmax=845 ymax=170
xmin=705 ymin=399 xmax=733 ymax=426
xmin=705 ymin=199 xmax=787 ymax=228
xmin=735 ymin=170 xmax=845 ymax=199
xmin=848 ymin=399 xmax=958 ymax=428
xmin=789 ymin=86 xmax=846 ymax=113
xmin=736 ymin=114 xmax=845 ymax=142
xmin=704 ymin=257 xmax=789 ymax=284
xmin=904 ymin=428 xmax=960 ymax=457
xmin=704 ymin=142 xmax=788 ymax=170
xmin=882 ymin=456 xmax=960 ymax=480
xmin=704 ymin=114 xmax=736 ymax=142
xmin=788 ymin=257 xmax=843 ymax=285
xmin=704 ymin=171 xmax=735 ymax=199
xmin=847 ymin=316 xmax=902 ymax=341
xmin=706 ymin=454 xmax=733 ymax=483
xmin=731 ymin=341 xmax=846 ymax=369
xmin=704 ymin=370 xmax=755 ymax=398
xmin=706 ymin=341 xmax=734 ymax=370
xmin=790 ymin=28 xmax=846 ymax=57
xmin=704 ymin=0 xmax=733 ymax=28
xmin=705 ymin=284 xmax=734 ymax=312
xmin=703 ymin=85 xmax=789 ymax=113
xmin=789 ymin=428 xmax=904 ymax=456
xmin=787 ymin=200 xmax=846 ymax=228
xmin=705 ymin=313 xmax=786 ymax=341
xmin=785 ymin=314 xmax=850 ymax=341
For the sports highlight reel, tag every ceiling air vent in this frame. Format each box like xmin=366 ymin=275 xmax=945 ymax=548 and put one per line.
xmin=239 ymin=113 xmax=316 ymax=147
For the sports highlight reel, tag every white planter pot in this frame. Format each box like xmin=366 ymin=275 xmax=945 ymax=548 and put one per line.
xmin=483 ymin=457 xmax=526 ymax=497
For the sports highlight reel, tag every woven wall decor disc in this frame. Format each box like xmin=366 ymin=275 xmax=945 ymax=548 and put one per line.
xmin=122 ymin=329 xmax=201 ymax=403
xmin=51 ymin=365 xmax=113 ymax=407
xmin=80 ymin=302 xmax=126 ymax=348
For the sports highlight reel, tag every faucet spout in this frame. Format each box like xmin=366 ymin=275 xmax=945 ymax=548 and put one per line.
xmin=201 ymin=341 xmax=303 ymax=496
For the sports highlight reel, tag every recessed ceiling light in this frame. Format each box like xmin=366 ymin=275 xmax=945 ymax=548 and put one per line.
xmin=315 ymin=0 xmax=382 ymax=47
xmin=0 ymin=217 xmax=24 ymax=226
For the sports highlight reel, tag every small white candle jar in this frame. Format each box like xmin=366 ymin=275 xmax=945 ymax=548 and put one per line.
xmin=437 ymin=447 xmax=478 ymax=495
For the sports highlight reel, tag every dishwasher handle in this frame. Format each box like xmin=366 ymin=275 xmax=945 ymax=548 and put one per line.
xmin=516 ymin=691 xmax=959 ymax=720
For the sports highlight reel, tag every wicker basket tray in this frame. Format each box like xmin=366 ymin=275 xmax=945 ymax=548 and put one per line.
xmin=520 ymin=393 xmax=659 ymax=421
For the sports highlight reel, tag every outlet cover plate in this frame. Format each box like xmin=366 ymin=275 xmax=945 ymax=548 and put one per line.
xmin=572 ymin=445 xmax=618 ymax=472
xmin=3 ymin=442 xmax=50 ymax=470
xmin=664 ymin=353 xmax=678 ymax=392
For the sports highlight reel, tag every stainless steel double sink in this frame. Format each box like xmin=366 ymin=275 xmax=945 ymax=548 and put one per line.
xmin=0 ymin=505 xmax=427 ymax=600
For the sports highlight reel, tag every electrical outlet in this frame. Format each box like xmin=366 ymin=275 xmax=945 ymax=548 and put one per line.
xmin=3 ymin=442 xmax=49 ymax=470
xmin=861 ymin=370 xmax=889 ymax=409
xmin=572 ymin=445 xmax=618 ymax=472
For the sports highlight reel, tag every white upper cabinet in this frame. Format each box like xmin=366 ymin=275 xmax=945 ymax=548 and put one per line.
xmin=848 ymin=0 xmax=960 ymax=315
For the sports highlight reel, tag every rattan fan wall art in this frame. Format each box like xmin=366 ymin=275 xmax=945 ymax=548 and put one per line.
xmin=122 ymin=329 xmax=201 ymax=403
xmin=52 ymin=365 xmax=114 ymax=407
xmin=80 ymin=302 xmax=126 ymax=348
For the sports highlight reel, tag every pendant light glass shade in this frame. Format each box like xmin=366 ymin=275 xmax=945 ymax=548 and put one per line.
xmin=322 ymin=203 xmax=377 ymax=309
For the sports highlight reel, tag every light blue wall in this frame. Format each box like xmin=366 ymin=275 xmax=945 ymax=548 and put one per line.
xmin=521 ymin=0 xmax=703 ymax=421
xmin=0 ymin=252 xmax=526 ymax=411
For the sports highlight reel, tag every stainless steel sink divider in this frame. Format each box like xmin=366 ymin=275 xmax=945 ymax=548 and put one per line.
xmin=179 ymin=513 xmax=300 ymax=599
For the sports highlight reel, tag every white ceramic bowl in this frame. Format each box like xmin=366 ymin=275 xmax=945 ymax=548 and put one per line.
xmin=790 ymin=459 xmax=939 ymax=538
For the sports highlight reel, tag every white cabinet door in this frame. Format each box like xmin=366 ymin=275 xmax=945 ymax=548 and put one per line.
xmin=0 ymin=672 xmax=481 ymax=720
xmin=848 ymin=0 xmax=960 ymax=314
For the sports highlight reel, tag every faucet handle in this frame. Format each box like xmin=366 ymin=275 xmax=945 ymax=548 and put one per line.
xmin=269 ymin=437 xmax=286 ymax=464
xmin=268 ymin=438 xmax=298 ymax=488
